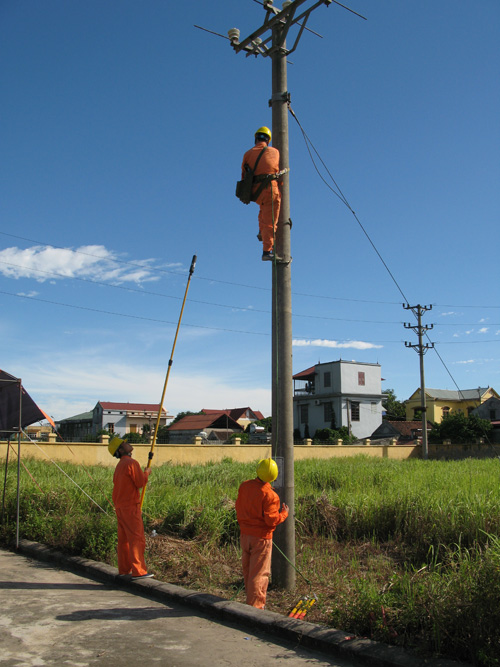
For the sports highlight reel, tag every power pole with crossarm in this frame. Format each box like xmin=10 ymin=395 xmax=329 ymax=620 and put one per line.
xmin=228 ymin=0 xmax=334 ymax=590
xmin=404 ymin=304 xmax=434 ymax=460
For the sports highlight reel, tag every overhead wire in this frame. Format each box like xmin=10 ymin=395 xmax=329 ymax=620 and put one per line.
xmin=0 ymin=288 xmax=494 ymax=345
xmin=0 ymin=258 xmax=406 ymax=324
xmin=1 ymin=230 xmax=497 ymax=310
xmin=2 ymin=254 xmax=496 ymax=331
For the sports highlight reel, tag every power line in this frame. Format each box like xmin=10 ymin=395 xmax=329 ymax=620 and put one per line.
xmin=7 ymin=255 xmax=497 ymax=329
xmin=0 ymin=258 xmax=405 ymax=325
xmin=1 ymin=230 xmax=497 ymax=310
xmin=0 ymin=289 xmax=268 ymax=336
xmin=1 ymin=288 xmax=496 ymax=346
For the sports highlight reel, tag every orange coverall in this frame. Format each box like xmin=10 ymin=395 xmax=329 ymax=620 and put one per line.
xmin=235 ymin=477 xmax=288 ymax=608
xmin=241 ymin=141 xmax=281 ymax=253
xmin=112 ymin=456 xmax=149 ymax=577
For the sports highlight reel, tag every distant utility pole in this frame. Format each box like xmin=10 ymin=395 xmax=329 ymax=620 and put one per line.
xmin=228 ymin=0 xmax=333 ymax=590
xmin=404 ymin=304 xmax=434 ymax=459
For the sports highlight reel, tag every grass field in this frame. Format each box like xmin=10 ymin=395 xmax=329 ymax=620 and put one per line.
xmin=1 ymin=454 xmax=500 ymax=666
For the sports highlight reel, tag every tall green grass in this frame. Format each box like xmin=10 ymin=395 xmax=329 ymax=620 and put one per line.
xmin=295 ymin=457 xmax=500 ymax=560
xmin=2 ymin=454 xmax=500 ymax=665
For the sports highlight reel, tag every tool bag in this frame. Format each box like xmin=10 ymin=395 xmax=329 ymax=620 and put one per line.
xmin=235 ymin=146 xmax=268 ymax=205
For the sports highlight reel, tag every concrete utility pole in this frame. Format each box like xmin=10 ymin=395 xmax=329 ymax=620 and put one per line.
xmin=404 ymin=304 xmax=434 ymax=460
xmin=228 ymin=0 xmax=333 ymax=590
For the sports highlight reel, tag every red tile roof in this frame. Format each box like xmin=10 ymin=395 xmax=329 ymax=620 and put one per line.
xmin=99 ymin=402 xmax=167 ymax=414
xmin=202 ymin=407 xmax=265 ymax=421
xmin=169 ymin=413 xmax=242 ymax=431
xmin=293 ymin=366 xmax=316 ymax=380
xmin=387 ymin=420 xmax=431 ymax=437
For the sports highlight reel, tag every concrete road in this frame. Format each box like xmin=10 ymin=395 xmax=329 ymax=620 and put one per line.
xmin=0 ymin=548 xmax=355 ymax=667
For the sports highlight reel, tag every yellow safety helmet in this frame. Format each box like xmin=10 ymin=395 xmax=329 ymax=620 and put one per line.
xmin=108 ymin=437 xmax=124 ymax=458
xmin=255 ymin=126 xmax=272 ymax=142
xmin=257 ymin=458 xmax=278 ymax=483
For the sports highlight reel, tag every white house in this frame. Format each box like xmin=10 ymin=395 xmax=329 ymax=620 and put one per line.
xmin=92 ymin=401 xmax=172 ymax=437
xmin=293 ymin=360 xmax=384 ymax=440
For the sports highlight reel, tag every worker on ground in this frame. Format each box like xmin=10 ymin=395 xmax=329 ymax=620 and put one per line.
xmin=241 ymin=126 xmax=281 ymax=261
xmin=109 ymin=436 xmax=154 ymax=580
xmin=235 ymin=458 xmax=289 ymax=608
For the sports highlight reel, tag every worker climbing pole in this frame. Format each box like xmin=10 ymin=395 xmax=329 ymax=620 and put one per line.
xmin=237 ymin=125 xmax=288 ymax=261
xmin=139 ymin=254 xmax=197 ymax=510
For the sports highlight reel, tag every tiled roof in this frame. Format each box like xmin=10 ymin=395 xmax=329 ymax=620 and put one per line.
xmin=202 ymin=407 xmax=265 ymax=421
xmin=169 ymin=413 xmax=242 ymax=431
xmin=98 ymin=402 xmax=167 ymax=413
xmin=168 ymin=415 xmax=215 ymax=430
xmin=423 ymin=388 xmax=489 ymax=401
xmin=293 ymin=366 xmax=316 ymax=380
xmin=57 ymin=411 xmax=93 ymax=423
xmin=387 ymin=421 xmax=431 ymax=437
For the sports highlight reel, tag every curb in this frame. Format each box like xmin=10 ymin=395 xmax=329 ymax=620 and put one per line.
xmin=16 ymin=539 xmax=469 ymax=667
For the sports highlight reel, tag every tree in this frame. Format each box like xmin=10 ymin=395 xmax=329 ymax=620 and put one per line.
xmin=255 ymin=416 xmax=272 ymax=432
xmin=429 ymin=413 xmax=492 ymax=444
xmin=313 ymin=427 xmax=356 ymax=445
xmin=126 ymin=431 xmax=148 ymax=444
xmin=383 ymin=388 xmax=406 ymax=420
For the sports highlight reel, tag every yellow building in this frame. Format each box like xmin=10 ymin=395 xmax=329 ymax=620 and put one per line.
xmin=405 ymin=387 xmax=499 ymax=423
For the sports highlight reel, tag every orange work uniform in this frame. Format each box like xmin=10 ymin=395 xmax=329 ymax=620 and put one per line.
xmin=112 ymin=456 xmax=149 ymax=577
xmin=241 ymin=141 xmax=281 ymax=253
xmin=235 ymin=477 xmax=288 ymax=608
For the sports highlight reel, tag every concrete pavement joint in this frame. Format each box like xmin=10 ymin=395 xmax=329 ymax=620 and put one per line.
xmin=15 ymin=539 xmax=469 ymax=667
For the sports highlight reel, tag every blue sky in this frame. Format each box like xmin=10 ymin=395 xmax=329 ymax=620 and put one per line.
xmin=1 ymin=0 xmax=499 ymax=423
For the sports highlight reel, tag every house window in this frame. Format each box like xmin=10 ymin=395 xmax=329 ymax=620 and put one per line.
xmin=300 ymin=405 xmax=309 ymax=424
xmin=358 ymin=372 xmax=365 ymax=386
xmin=107 ymin=423 xmax=115 ymax=433
xmin=324 ymin=402 xmax=334 ymax=423
xmin=130 ymin=424 xmax=137 ymax=433
xmin=351 ymin=401 xmax=360 ymax=421
xmin=442 ymin=406 xmax=450 ymax=418
xmin=490 ymin=409 xmax=496 ymax=420
xmin=414 ymin=408 xmax=422 ymax=419
xmin=324 ymin=372 xmax=331 ymax=388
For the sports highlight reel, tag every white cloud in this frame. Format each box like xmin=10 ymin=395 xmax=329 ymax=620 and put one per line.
xmin=17 ymin=290 xmax=39 ymax=297
xmin=293 ymin=339 xmax=383 ymax=350
xmin=478 ymin=327 xmax=489 ymax=334
xmin=0 ymin=245 xmax=163 ymax=284
xmin=453 ymin=359 xmax=476 ymax=365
